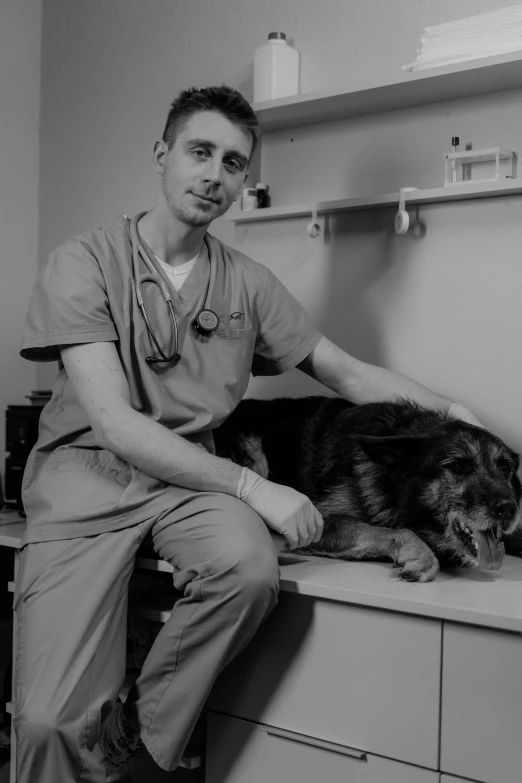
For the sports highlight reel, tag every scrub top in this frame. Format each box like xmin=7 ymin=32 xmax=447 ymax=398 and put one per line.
xmin=20 ymin=214 xmax=322 ymax=543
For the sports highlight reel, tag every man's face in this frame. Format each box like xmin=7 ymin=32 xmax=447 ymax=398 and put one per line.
xmin=155 ymin=110 xmax=252 ymax=228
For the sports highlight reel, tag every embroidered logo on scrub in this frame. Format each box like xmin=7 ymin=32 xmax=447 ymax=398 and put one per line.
xmin=212 ymin=312 xmax=247 ymax=327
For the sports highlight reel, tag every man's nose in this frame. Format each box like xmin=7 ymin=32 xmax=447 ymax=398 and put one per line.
xmin=204 ymin=158 xmax=224 ymax=185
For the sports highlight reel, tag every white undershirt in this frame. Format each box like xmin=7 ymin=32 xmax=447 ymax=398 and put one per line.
xmin=154 ymin=252 xmax=198 ymax=292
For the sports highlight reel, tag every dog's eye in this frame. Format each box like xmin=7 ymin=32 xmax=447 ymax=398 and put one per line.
xmin=447 ymin=459 xmax=474 ymax=475
xmin=497 ymin=459 xmax=513 ymax=476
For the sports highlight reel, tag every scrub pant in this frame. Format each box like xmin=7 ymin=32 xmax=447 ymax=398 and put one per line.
xmin=13 ymin=491 xmax=280 ymax=782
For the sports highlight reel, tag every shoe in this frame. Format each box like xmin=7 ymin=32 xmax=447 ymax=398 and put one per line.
xmin=100 ymin=701 xmax=143 ymax=776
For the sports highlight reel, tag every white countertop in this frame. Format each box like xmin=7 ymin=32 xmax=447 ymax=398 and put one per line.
xmin=0 ymin=513 xmax=25 ymax=547
xmin=278 ymin=554 xmax=522 ymax=633
xmin=2 ymin=511 xmax=521 ymax=633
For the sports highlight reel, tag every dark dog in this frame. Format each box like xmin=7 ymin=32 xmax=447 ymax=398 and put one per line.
xmin=214 ymin=396 xmax=521 ymax=582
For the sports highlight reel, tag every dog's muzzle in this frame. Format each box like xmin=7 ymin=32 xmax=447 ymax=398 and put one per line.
xmin=488 ymin=497 xmax=518 ymax=524
xmin=452 ymin=519 xmax=505 ymax=570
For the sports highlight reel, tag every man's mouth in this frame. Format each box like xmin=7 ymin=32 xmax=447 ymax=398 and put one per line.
xmin=452 ymin=519 xmax=505 ymax=570
xmin=191 ymin=192 xmax=218 ymax=205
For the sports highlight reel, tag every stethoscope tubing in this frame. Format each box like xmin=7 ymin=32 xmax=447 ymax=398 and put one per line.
xmin=129 ymin=212 xmax=218 ymax=365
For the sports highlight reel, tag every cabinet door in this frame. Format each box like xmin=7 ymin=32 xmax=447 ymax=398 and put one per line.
xmin=206 ymin=711 xmax=438 ymax=783
xmin=441 ymin=622 xmax=522 ymax=783
xmin=208 ymin=592 xmax=441 ymax=768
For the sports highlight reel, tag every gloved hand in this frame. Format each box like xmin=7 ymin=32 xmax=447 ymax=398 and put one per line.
xmin=237 ymin=467 xmax=324 ymax=550
xmin=448 ymin=402 xmax=485 ymax=429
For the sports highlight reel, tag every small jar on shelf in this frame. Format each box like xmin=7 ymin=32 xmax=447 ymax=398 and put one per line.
xmin=241 ymin=187 xmax=259 ymax=211
xmin=256 ymin=182 xmax=270 ymax=208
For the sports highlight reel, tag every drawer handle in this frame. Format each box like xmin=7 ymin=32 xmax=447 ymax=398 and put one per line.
xmin=265 ymin=727 xmax=367 ymax=761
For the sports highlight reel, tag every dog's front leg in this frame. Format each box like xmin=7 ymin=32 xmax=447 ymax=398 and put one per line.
xmin=302 ymin=518 xmax=439 ymax=582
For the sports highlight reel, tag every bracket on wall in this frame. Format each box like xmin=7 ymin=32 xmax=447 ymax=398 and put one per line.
xmin=233 ymin=222 xmax=248 ymax=244
xmin=306 ymin=207 xmax=325 ymax=239
xmin=394 ymin=187 xmax=427 ymax=238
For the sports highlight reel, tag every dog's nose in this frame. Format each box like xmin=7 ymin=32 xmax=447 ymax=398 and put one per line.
xmin=489 ymin=498 xmax=517 ymax=521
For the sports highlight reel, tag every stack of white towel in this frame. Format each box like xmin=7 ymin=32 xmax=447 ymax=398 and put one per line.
xmin=403 ymin=4 xmax=522 ymax=71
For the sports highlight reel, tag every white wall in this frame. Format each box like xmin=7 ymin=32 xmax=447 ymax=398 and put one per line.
xmin=0 ymin=1 xmax=42 ymax=471
xmin=239 ymin=87 xmax=522 ymax=455
xmin=37 ymin=0 xmax=522 ymax=452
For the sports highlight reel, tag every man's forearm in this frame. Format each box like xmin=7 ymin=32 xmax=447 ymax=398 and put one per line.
xmin=299 ymin=337 xmax=455 ymax=412
xmin=339 ymin=360 xmax=453 ymax=410
xmin=99 ymin=404 xmax=244 ymax=495
xmin=330 ymin=359 xmax=483 ymax=427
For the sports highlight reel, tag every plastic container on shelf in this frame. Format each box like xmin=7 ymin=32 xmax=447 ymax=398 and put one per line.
xmin=241 ymin=187 xmax=259 ymax=211
xmin=253 ymin=32 xmax=300 ymax=104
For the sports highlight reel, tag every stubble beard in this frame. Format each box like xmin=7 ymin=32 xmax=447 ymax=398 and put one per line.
xmin=170 ymin=190 xmax=223 ymax=228
xmin=176 ymin=203 xmax=212 ymax=228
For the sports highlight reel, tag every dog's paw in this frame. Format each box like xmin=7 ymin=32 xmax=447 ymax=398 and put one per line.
xmin=393 ymin=531 xmax=440 ymax=582
xmin=396 ymin=560 xmax=439 ymax=582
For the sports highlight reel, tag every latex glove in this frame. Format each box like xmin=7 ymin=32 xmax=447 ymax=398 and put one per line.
xmin=237 ymin=467 xmax=324 ymax=550
xmin=448 ymin=402 xmax=485 ymax=429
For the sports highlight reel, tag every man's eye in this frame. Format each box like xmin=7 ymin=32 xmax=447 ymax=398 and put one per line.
xmin=224 ymin=159 xmax=240 ymax=171
xmin=193 ymin=148 xmax=208 ymax=159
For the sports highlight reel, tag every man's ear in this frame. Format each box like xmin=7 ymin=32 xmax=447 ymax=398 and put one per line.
xmin=354 ymin=434 xmax=429 ymax=467
xmin=153 ymin=141 xmax=167 ymax=174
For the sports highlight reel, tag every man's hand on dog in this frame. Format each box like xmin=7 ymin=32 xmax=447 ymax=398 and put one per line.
xmin=448 ymin=402 xmax=484 ymax=428
xmin=237 ymin=467 xmax=324 ymax=549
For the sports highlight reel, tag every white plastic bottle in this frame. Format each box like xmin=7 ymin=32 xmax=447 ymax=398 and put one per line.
xmin=253 ymin=32 xmax=300 ymax=104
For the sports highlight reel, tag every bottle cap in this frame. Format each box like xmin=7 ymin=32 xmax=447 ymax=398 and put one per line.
xmin=452 ymin=136 xmax=460 ymax=146
xmin=268 ymin=32 xmax=287 ymax=40
xmin=255 ymin=182 xmax=268 ymax=190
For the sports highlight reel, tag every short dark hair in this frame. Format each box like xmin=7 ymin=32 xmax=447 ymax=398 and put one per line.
xmin=162 ymin=85 xmax=261 ymax=160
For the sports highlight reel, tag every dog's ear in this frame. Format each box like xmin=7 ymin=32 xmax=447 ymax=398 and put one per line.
xmin=354 ymin=434 xmax=429 ymax=467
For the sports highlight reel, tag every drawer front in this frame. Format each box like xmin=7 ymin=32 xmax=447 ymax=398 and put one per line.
xmin=206 ymin=711 xmax=438 ymax=783
xmin=209 ymin=592 xmax=441 ymax=768
xmin=441 ymin=622 xmax=522 ymax=783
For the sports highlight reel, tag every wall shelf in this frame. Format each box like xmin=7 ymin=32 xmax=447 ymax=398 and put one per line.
xmin=252 ymin=51 xmax=522 ymax=131
xmin=227 ymin=179 xmax=522 ymax=224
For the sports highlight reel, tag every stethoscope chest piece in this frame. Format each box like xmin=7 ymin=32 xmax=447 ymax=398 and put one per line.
xmin=193 ymin=308 xmax=220 ymax=335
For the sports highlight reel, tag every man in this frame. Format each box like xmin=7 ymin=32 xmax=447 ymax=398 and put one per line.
xmin=15 ymin=85 xmax=481 ymax=782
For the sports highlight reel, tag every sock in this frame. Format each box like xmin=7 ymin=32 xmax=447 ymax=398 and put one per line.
xmin=100 ymin=701 xmax=144 ymax=771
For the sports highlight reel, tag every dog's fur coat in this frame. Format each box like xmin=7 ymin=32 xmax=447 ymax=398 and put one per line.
xmin=214 ymin=396 xmax=521 ymax=582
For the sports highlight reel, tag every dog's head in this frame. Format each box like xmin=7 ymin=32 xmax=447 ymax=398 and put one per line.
xmin=356 ymin=421 xmax=521 ymax=571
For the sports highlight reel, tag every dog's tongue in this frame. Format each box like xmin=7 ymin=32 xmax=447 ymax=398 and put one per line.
xmin=474 ymin=530 xmax=505 ymax=570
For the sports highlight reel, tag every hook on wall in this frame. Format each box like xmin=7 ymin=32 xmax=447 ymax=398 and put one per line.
xmin=394 ymin=187 xmax=419 ymax=234
xmin=307 ymin=207 xmax=323 ymax=238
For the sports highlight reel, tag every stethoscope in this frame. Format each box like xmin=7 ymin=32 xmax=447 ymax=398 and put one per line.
xmin=129 ymin=213 xmax=220 ymax=365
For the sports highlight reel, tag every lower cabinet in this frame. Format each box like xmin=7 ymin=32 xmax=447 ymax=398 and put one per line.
xmin=208 ymin=593 xmax=441 ymax=769
xmin=206 ymin=585 xmax=522 ymax=783
xmin=206 ymin=712 xmax=438 ymax=783
xmin=440 ymin=623 xmax=522 ymax=783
